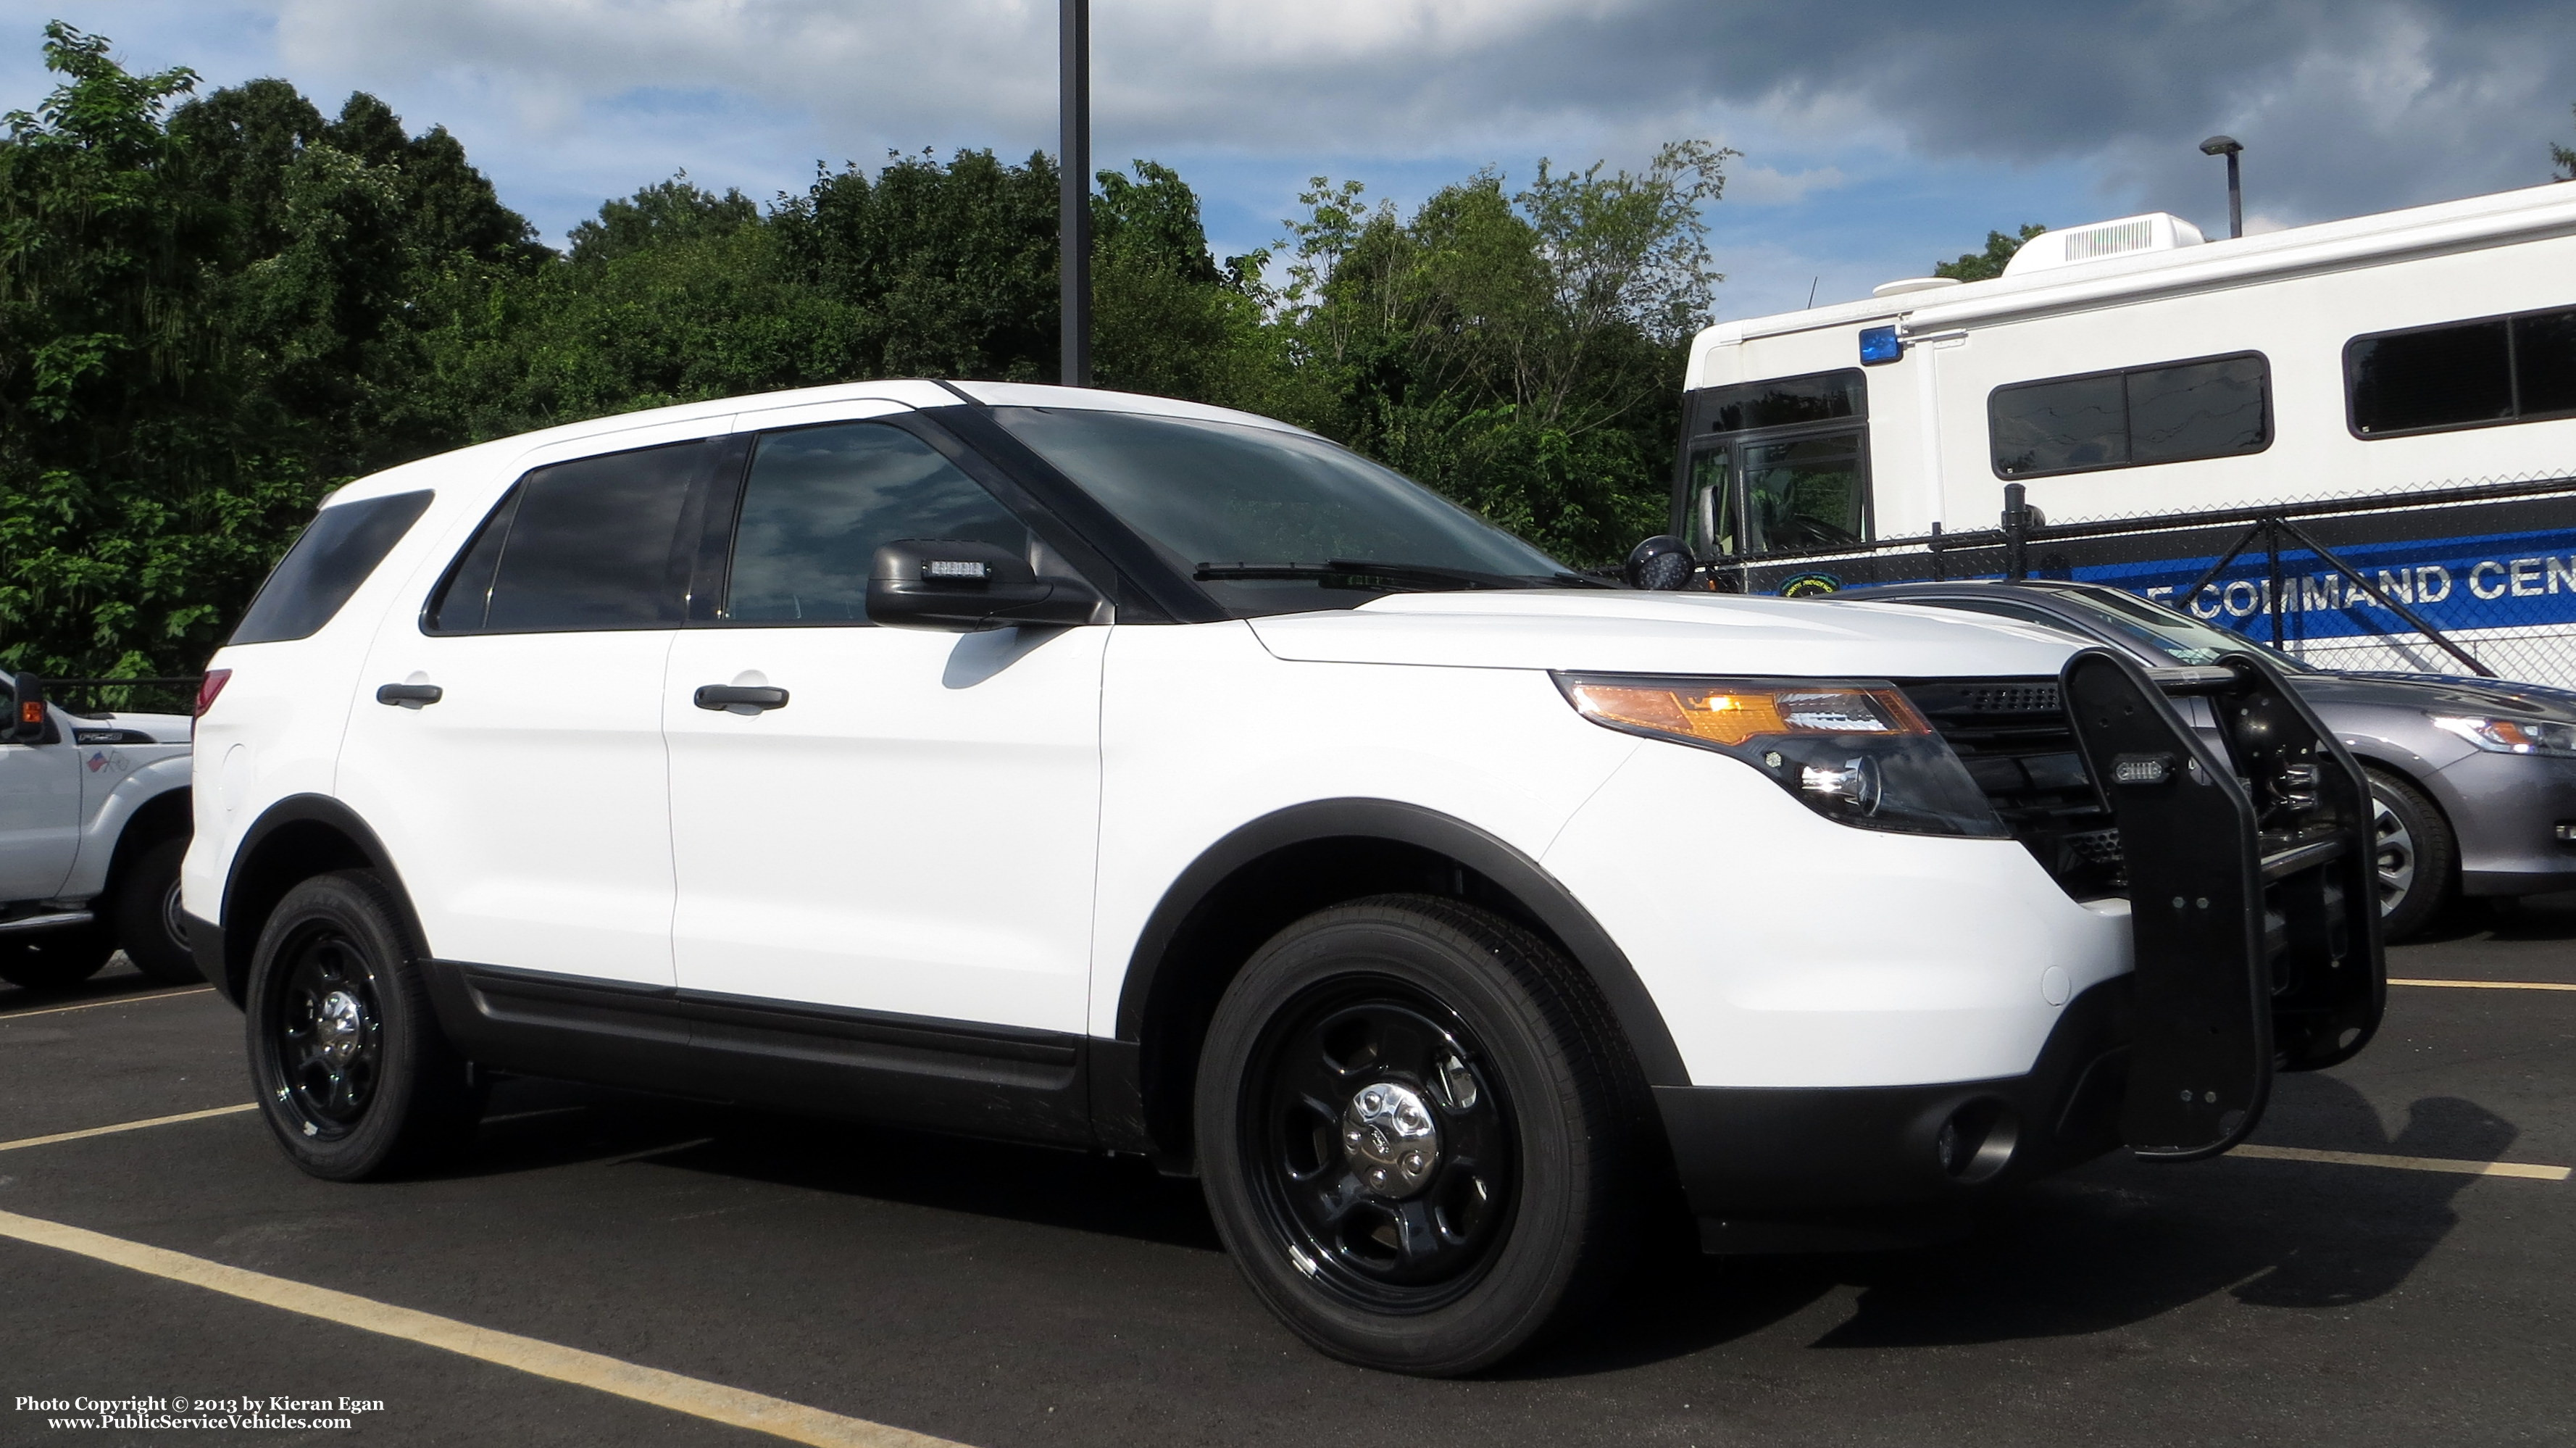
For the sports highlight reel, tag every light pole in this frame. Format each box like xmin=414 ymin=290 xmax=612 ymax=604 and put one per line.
xmin=1060 ymin=0 xmax=1092 ymax=386
xmin=2199 ymin=135 xmax=2243 ymax=240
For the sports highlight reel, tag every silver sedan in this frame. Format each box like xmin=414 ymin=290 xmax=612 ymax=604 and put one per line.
xmin=1851 ymin=578 xmax=2576 ymax=939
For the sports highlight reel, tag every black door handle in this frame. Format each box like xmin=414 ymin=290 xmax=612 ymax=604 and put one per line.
xmin=375 ymin=683 xmax=443 ymax=706
xmin=694 ymin=684 xmax=789 ymax=712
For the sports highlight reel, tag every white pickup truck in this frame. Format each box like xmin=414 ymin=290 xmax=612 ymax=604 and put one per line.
xmin=1 ymin=674 xmax=200 ymax=990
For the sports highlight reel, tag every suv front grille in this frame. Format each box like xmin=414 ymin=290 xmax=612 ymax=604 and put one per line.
xmin=1903 ymin=678 xmax=2123 ymax=899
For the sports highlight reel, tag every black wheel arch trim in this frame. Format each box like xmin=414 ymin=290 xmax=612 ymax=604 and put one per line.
xmin=1112 ymin=797 xmax=1691 ymax=1088
xmin=205 ymin=794 xmax=426 ymax=1007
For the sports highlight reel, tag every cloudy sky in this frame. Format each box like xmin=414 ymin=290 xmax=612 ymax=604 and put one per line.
xmin=7 ymin=1 xmax=2575 ymax=320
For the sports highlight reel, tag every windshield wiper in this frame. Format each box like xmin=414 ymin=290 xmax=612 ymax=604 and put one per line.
xmin=1193 ymin=559 xmax=1605 ymax=591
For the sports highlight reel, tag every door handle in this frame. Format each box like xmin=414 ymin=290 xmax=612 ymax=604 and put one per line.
xmin=694 ymin=684 xmax=790 ymax=712
xmin=375 ymin=683 xmax=443 ymax=706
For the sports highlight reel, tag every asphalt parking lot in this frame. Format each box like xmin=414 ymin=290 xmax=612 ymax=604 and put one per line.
xmin=4 ymin=903 xmax=2571 ymax=1448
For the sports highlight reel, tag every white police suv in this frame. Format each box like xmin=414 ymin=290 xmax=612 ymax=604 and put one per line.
xmin=186 ymin=381 xmax=2385 ymax=1374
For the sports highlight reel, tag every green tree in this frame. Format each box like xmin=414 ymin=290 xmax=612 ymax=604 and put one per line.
xmin=2554 ymin=102 xmax=2575 ymax=181
xmin=1267 ymin=142 xmax=1730 ymax=563
xmin=1933 ymin=222 xmax=2046 ymax=281
xmin=0 ymin=22 xmax=292 ymax=678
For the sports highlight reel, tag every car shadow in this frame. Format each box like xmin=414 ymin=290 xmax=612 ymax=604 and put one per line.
xmin=448 ymin=1074 xmax=1224 ymax=1252
xmin=1514 ymin=1073 xmax=2510 ymax=1374
xmin=0 ymin=955 xmax=168 ymax=1013
xmin=2406 ymin=889 xmax=2576 ymax=946
xmin=449 ymin=1070 xmax=2506 ymax=1378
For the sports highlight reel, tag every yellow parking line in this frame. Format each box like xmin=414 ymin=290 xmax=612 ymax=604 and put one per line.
xmin=0 ymin=986 xmax=214 ymax=1019
xmin=2389 ymin=977 xmax=2576 ymax=992
xmin=0 ymin=1104 xmax=258 ymax=1154
xmin=2231 ymin=1143 xmax=2570 ymax=1180
xmin=0 ymin=1208 xmax=969 ymax=1448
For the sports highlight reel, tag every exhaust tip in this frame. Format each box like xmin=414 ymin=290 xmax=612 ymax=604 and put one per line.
xmin=1936 ymin=1099 xmax=2020 ymax=1183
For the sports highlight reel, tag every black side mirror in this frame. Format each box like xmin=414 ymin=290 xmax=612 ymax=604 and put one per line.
xmin=7 ymin=673 xmax=47 ymax=744
xmin=1623 ymin=535 xmax=1697 ymax=591
xmin=867 ymin=540 xmax=1105 ymax=632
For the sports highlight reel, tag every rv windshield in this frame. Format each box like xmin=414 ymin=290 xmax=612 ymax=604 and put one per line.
xmin=2044 ymin=586 xmax=2312 ymax=672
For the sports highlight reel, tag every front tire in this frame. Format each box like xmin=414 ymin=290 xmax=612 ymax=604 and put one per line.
xmin=246 ymin=871 xmax=474 ymax=1180
xmin=112 ymin=834 xmax=201 ymax=984
xmin=2367 ymin=767 xmax=2455 ymax=941
xmin=1194 ymin=896 xmax=1648 ymax=1376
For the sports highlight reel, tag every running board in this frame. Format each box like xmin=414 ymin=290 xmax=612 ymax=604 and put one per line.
xmin=0 ymin=909 xmax=93 ymax=936
xmin=2059 ymin=647 xmax=2384 ymax=1161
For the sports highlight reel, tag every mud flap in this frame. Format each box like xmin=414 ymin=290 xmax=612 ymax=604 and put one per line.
xmin=2059 ymin=648 xmax=2383 ymax=1161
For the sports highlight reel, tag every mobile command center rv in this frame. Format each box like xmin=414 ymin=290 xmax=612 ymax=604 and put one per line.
xmin=1673 ymin=181 xmax=2576 ymax=685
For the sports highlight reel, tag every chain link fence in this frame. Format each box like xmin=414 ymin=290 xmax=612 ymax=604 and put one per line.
xmin=1701 ymin=470 xmax=2576 ymax=688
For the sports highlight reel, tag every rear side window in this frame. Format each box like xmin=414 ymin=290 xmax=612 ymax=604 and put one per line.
xmin=1990 ymin=352 xmax=2269 ymax=478
xmin=430 ymin=440 xmax=708 ymax=633
xmin=2346 ymin=304 xmax=2576 ymax=437
xmin=722 ymin=423 xmax=1026 ymax=625
xmin=230 ymin=490 xmax=434 ymax=644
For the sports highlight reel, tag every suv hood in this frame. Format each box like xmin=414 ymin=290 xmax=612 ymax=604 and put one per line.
xmin=1249 ymin=591 xmax=2083 ymax=678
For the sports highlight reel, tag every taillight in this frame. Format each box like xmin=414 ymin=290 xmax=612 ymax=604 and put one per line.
xmin=196 ymin=669 xmax=232 ymax=717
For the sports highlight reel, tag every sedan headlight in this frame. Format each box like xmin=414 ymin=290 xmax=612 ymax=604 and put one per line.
xmin=1554 ymin=673 xmax=2007 ymax=837
xmin=2430 ymin=714 xmax=2576 ymax=758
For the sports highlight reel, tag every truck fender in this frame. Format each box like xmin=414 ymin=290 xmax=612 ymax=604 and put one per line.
xmin=59 ymin=752 xmax=193 ymax=901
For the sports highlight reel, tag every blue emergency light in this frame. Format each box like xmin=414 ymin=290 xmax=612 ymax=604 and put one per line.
xmin=1859 ymin=326 xmax=1904 ymax=365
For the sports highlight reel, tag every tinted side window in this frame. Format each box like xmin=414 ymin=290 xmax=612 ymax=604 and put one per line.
xmin=231 ymin=490 xmax=434 ymax=645
xmin=2348 ymin=320 xmax=2509 ymax=435
xmin=2348 ymin=306 xmax=2576 ymax=437
xmin=1991 ymin=353 xmax=2269 ymax=478
xmin=723 ymin=423 xmax=1027 ymax=624
xmin=430 ymin=440 xmax=705 ymax=633
xmin=1991 ymin=373 xmax=2125 ymax=475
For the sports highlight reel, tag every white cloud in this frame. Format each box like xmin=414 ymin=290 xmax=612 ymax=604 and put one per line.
xmin=1726 ymin=164 xmax=1848 ymax=207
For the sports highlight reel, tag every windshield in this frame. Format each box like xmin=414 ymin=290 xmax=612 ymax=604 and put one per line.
xmin=2046 ymin=586 xmax=2312 ymax=671
xmin=988 ymin=407 xmax=1580 ymax=614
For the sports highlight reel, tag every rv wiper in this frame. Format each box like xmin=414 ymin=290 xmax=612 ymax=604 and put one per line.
xmin=1193 ymin=560 xmax=1604 ymax=591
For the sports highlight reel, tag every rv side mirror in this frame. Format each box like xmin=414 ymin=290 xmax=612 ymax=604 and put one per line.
xmin=867 ymin=539 xmax=1104 ymax=632
xmin=7 ymin=673 xmax=47 ymax=744
xmin=1623 ymin=535 xmax=1696 ymax=591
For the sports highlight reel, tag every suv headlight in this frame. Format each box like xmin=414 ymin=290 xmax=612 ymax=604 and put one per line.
xmin=2430 ymin=714 xmax=2576 ymax=758
xmin=1554 ymin=673 xmax=2007 ymax=838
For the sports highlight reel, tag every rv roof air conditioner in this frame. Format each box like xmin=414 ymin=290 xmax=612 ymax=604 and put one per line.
xmin=2002 ymin=212 xmax=2207 ymax=278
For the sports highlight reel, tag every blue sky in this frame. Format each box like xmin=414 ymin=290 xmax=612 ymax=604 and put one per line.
xmin=7 ymin=1 xmax=2575 ymax=323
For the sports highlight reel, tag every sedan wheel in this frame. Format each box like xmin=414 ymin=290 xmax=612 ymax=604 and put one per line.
xmin=2366 ymin=768 xmax=2455 ymax=941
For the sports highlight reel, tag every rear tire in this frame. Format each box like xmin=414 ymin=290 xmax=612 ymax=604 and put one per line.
xmin=246 ymin=870 xmax=475 ymax=1180
xmin=1194 ymin=895 xmax=1648 ymax=1376
xmin=112 ymin=834 xmax=201 ymax=984
xmin=2367 ymin=767 xmax=2454 ymax=942
xmin=0 ymin=925 xmax=114 ymax=991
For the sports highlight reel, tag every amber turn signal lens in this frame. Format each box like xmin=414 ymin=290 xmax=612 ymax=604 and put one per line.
xmin=1562 ymin=681 xmax=1929 ymax=749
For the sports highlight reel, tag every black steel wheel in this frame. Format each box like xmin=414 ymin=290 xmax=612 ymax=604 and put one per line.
xmin=1196 ymin=895 xmax=1648 ymax=1376
xmin=112 ymin=833 xmax=201 ymax=983
xmin=1244 ymin=983 xmax=1517 ymax=1312
xmin=246 ymin=870 xmax=472 ymax=1179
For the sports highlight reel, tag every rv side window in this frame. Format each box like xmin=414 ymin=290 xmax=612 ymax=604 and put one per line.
xmin=2346 ymin=304 xmax=2576 ymax=438
xmin=1990 ymin=353 xmax=2270 ymax=478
